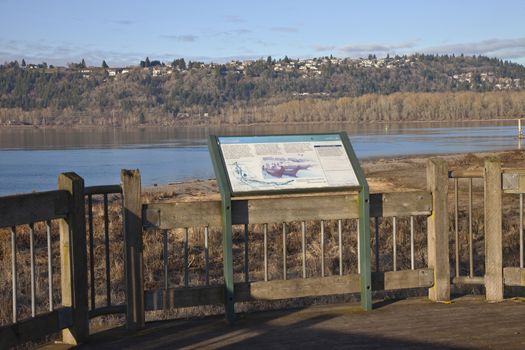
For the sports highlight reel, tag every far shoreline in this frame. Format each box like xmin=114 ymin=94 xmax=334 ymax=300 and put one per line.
xmin=0 ymin=117 xmax=521 ymax=131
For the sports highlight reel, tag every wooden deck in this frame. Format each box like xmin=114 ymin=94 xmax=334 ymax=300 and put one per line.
xmin=65 ymin=296 xmax=525 ymax=349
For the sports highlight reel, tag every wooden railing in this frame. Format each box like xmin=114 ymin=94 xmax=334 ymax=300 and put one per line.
xmin=0 ymin=173 xmax=88 ymax=349
xmin=3 ymin=158 xmax=525 ymax=347
xmin=139 ymin=190 xmax=434 ymax=313
xmin=449 ymin=161 xmax=525 ymax=300
xmin=127 ymin=159 xmax=449 ymax=326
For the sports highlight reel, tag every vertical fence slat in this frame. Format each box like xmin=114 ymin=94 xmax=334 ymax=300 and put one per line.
xmin=519 ymin=193 xmax=523 ymax=268
xmin=11 ymin=226 xmax=17 ymax=323
xmin=338 ymin=219 xmax=343 ymax=276
xmin=282 ymin=223 xmax=287 ymax=280
xmin=263 ymin=224 xmax=268 ymax=282
xmin=204 ymin=226 xmax=209 ymax=286
xmin=29 ymin=223 xmax=36 ymax=318
xmin=454 ymin=178 xmax=459 ymax=278
xmin=374 ymin=217 xmax=379 ymax=272
xmin=103 ymin=194 xmax=111 ymax=306
xmin=163 ymin=230 xmax=168 ymax=289
xmin=184 ymin=228 xmax=189 ymax=287
xmin=302 ymin=221 xmax=306 ymax=279
xmin=410 ymin=215 xmax=415 ymax=270
xmin=87 ymin=194 xmax=95 ymax=310
xmin=320 ymin=220 xmax=325 ymax=277
xmin=469 ymin=179 xmax=474 ymax=277
xmin=393 ymin=217 xmax=397 ymax=272
xmin=46 ymin=220 xmax=53 ymax=311
xmin=357 ymin=218 xmax=360 ymax=274
xmin=244 ymin=224 xmax=249 ymax=283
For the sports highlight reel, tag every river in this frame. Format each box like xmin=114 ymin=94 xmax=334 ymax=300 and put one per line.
xmin=0 ymin=121 xmax=522 ymax=195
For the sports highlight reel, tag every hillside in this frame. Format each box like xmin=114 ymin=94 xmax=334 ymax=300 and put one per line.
xmin=0 ymin=54 xmax=524 ymax=126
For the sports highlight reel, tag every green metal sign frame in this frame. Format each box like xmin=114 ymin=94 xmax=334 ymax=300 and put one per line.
xmin=208 ymin=132 xmax=371 ymax=324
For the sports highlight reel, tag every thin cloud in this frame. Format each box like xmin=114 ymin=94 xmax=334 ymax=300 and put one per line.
xmin=224 ymin=15 xmax=245 ymax=23
xmin=424 ymin=37 xmax=525 ymax=58
xmin=314 ymin=45 xmax=337 ymax=52
xmin=339 ymin=41 xmax=417 ymax=54
xmin=271 ymin=26 xmax=298 ymax=33
xmin=214 ymin=29 xmax=251 ymax=36
xmin=111 ymin=19 xmax=135 ymax=26
xmin=162 ymin=34 xmax=198 ymax=42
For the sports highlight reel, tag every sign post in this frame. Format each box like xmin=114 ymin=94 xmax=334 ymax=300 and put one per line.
xmin=208 ymin=132 xmax=372 ymax=323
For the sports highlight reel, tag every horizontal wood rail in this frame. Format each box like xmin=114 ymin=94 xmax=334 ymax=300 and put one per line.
xmin=144 ymin=269 xmax=433 ymax=311
xmin=0 ymin=190 xmax=70 ymax=228
xmin=84 ymin=184 xmax=122 ymax=195
xmin=0 ymin=307 xmax=73 ymax=349
xmin=452 ymin=276 xmax=485 ymax=285
xmin=88 ymin=304 xmax=127 ymax=318
xmin=142 ymin=191 xmax=431 ymax=229
xmin=448 ymin=170 xmax=483 ymax=178
xmin=449 ymin=168 xmax=525 ymax=179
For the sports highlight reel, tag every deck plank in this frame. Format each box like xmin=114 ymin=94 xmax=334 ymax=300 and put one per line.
xmin=74 ymin=297 xmax=525 ymax=349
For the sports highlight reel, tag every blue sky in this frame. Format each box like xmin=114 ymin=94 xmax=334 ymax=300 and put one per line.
xmin=1 ymin=0 xmax=524 ymax=67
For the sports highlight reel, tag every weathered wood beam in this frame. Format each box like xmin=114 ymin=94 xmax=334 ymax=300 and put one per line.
xmin=0 ymin=190 xmax=69 ymax=228
xmin=484 ymin=159 xmax=503 ymax=301
xmin=373 ymin=269 xmax=434 ymax=290
xmin=144 ymin=269 xmax=434 ymax=311
xmin=142 ymin=191 xmax=432 ymax=230
xmin=427 ymin=158 xmax=450 ymax=302
xmin=58 ymin=173 xmax=89 ymax=345
xmin=121 ymin=169 xmax=145 ymax=330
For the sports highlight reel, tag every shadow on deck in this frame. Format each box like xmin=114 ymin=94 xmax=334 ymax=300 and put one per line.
xmin=67 ymin=296 xmax=525 ymax=349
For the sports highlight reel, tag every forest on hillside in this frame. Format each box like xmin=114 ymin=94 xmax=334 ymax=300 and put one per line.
xmin=0 ymin=54 xmax=524 ymax=126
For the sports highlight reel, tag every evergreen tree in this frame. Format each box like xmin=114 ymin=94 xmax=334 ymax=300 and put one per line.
xmin=102 ymin=60 xmax=109 ymax=68
xmin=21 ymin=59 xmax=26 ymax=67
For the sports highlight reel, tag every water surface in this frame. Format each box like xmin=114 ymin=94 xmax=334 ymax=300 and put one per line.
xmin=0 ymin=121 xmax=522 ymax=195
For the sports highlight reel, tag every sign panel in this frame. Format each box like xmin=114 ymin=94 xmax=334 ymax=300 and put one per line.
xmin=217 ymin=134 xmax=359 ymax=194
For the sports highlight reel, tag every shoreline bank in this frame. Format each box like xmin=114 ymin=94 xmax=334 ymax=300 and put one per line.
xmin=142 ymin=150 xmax=525 ymax=201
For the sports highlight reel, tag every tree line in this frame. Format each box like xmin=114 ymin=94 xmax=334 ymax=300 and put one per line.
xmin=0 ymin=54 xmax=524 ymax=126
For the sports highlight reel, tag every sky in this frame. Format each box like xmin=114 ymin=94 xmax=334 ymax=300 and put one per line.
xmin=1 ymin=0 xmax=525 ymax=67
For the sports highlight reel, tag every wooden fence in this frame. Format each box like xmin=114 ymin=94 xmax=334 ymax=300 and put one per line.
xmin=1 ymin=158 xmax=524 ymax=348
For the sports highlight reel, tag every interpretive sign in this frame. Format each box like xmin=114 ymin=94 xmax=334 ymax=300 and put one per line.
xmin=208 ymin=132 xmax=371 ymax=319
xmin=213 ymin=134 xmax=360 ymax=195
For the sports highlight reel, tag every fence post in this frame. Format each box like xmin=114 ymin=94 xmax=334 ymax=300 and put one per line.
xmin=121 ymin=169 xmax=145 ymax=330
xmin=58 ymin=172 xmax=89 ymax=344
xmin=484 ymin=159 xmax=503 ymax=301
xmin=426 ymin=158 xmax=450 ymax=301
